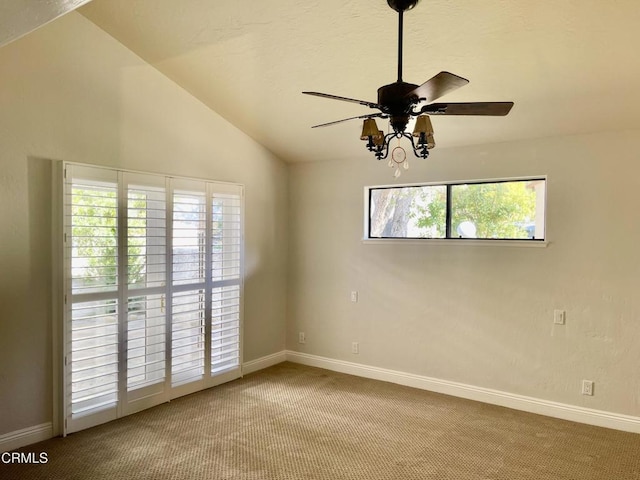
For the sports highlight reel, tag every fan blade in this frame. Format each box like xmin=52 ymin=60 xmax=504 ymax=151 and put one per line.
xmin=303 ymin=91 xmax=382 ymax=109
xmin=406 ymin=71 xmax=469 ymax=103
xmin=311 ymin=113 xmax=386 ymax=128
xmin=421 ymin=102 xmax=514 ymax=116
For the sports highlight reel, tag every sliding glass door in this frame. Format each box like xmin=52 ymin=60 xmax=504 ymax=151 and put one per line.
xmin=63 ymin=164 xmax=243 ymax=434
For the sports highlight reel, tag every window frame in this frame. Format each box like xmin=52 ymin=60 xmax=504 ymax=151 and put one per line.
xmin=364 ymin=176 xmax=547 ymax=246
xmin=59 ymin=162 xmax=244 ymax=435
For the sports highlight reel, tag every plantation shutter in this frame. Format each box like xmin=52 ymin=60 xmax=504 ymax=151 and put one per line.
xmin=170 ymin=180 xmax=207 ymax=394
xmin=63 ymin=164 xmax=243 ymax=433
xmin=211 ymin=185 xmax=242 ymax=373
xmin=65 ymin=165 xmax=120 ymax=432
xmin=123 ymin=173 xmax=169 ymax=414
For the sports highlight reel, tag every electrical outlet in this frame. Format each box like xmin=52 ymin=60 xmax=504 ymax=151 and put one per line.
xmin=351 ymin=291 xmax=358 ymax=303
xmin=351 ymin=342 xmax=359 ymax=354
xmin=581 ymin=380 xmax=594 ymax=396
xmin=554 ymin=309 xmax=566 ymax=325
xmin=298 ymin=332 xmax=306 ymax=344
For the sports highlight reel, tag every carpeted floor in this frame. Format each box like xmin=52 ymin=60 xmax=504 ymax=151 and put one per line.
xmin=2 ymin=362 xmax=640 ymax=479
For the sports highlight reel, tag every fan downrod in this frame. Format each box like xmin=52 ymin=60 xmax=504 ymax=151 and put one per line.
xmin=387 ymin=0 xmax=420 ymax=13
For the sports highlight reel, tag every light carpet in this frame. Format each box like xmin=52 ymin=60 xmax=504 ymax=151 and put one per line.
xmin=2 ymin=362 xmax=639 ymax=479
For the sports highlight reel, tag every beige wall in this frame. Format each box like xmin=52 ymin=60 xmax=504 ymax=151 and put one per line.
xmin=2 ymin=3 xmax=639 ymax=441
xmin=0 ymin=12 xmax=288 ymax=435
xmin=287 ymin=130 xmax=640 ymax=417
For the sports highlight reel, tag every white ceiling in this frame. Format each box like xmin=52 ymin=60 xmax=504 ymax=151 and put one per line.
xmin=76 ymin=0 xmax=640 ymax=163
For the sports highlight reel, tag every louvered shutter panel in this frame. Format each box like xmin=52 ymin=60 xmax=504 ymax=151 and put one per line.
xmin=211 ymin=186 xmax=242 ymax=373
xmin=124 ymin=174 xmax=168 ymax=404
xmin=65 ymin=165 xmax=119 ymax=431
xmin=171 ymin=182 xmax=207 ymax=388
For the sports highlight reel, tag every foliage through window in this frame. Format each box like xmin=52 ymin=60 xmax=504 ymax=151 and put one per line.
xmin=367 ymin=178 xmax=546 ymax=240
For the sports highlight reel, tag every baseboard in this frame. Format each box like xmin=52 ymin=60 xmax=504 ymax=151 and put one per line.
xmin=0 ymin=423 xmax=53 ymax=453
xmin=0 ymin=354 xmax=287 ymax=452
xmin=4 ymin=351 xmax=635 ymax=454
xmin=242 ymin=350 xmax=287 ymax=375
xmin=286 ymin=350 xmax=640 ymax=434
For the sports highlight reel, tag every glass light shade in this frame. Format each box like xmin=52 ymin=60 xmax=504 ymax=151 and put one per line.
xmin=426 ymin=133 xmax=436 ymax=149
xmin=360 ymin=118 xmax=380 ymax=140
xmin=373 ymin=130 xmax=385 ymax=146
xmin=412 ymin=115 xmax=434 ymax=136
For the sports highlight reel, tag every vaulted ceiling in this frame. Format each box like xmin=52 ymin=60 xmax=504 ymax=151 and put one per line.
xmin=0 ymin=0 xmax=93 ymax=47
xmin=13 ymin=1 xmax=640 ymax=163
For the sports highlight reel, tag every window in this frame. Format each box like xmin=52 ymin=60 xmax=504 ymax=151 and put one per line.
xmin=63 ymin=164 xmax=243 ymax=433
xmin=367 ymin=178 xmax=546 ymax=241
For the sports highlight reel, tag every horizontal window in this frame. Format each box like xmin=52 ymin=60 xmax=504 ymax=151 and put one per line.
xmin=367 ymin=178 xmax=546 ymax=241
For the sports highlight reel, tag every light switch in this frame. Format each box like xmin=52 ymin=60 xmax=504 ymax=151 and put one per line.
xmin=553 ymin=309 xmax=566 ymax=325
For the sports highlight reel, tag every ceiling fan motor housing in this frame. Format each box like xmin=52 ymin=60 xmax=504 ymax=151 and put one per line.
xmin=387 ymin=0 xmax=420 ymax=12
xmin=377 ymin=81 xmax=419 ymax=109
xmin=378 ymin=81 xmax=419 ymax=132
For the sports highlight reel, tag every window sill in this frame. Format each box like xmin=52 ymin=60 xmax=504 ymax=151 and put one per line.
xmin=362 ymin=238 xmax=548 ymax=248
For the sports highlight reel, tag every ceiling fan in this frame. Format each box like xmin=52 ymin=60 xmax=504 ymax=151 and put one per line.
xmin=302 ymin=0 xmax=513 ymax=175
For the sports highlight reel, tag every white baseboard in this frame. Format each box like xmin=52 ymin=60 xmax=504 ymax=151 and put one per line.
xmin=0 ymin=423 xmax=53 ymax=453
xmin=286 ymin=350 xmax=640 ymax=434
xmin=242 ymin=350 xmax=287 ymax=375
xmin=0 ymin=353 xmax=288 ymax=452
xmin=4 ymin=351 xmax=636 ymax=453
